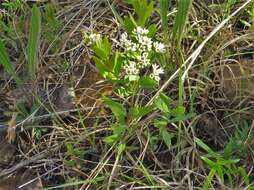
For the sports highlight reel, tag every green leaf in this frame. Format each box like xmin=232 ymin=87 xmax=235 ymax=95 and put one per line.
xmin=118 ymin=143 xmax=126 ymax=155
xmin=154 ymin=93 xmax=171 ymax=114
xmin=139 ymin=76 xmax=157 ymax=89
xmin=93 ymin=56 xmax=109 ymax=73
xmin=102 ymin=38 xmax=111 ymax=58
xmin=238 ymin=167 xmax=250 ymax=186
xmin=16 ymin=101 xmax=29 ymax=116
xmin=201 ymin=156 xmax=216 ymax=168
xmin=161 ymin=128 xmax=173 ymax=148
xmin=112 ymin=51 xmax=123 ymax=76
xmin=154 ymin=119 xmax=168 ymax=129
xmin=93 ymin=56 xmax=118 ymax=81
xmin=216 ymin=166 xmax=224 ymax=183
xmin=92 ymin=37 xmax=111 ymax=60
xmin=226 ymin=170 xmax=234 ymax=188
xmin=147 ymin=24 xmax=157 ymax=38
xmin=104 ymin=72 xmax=118 ymax=81
xmin=157 ymin=54 xmax=171 ymax=71
xmin=27 ymin=4 xmax=41 ymax=80
xmin=103 ymin=97 xmax=127 ymax=122
xmin=123 ymin=15 xmax=136 ymax=34
xmin=169 ymin=112 xmax=195 ymax=122
xmin=104 ymin=125 xmax=126 ymax=145
xmin=92 ymin=45 xmax=108 ymax=60
xmin=218 ymin=158 xmax=240 ymax=165
xmin=112 ymin=124 xmax=126 ymax=136
xmin=66 ymin=142 xmax=74 ymax=155
xmin=159 ymin=0 xmax=169 ymax=40
xmin=203 ymin=168 xmax=216 ymax=190
xmin=223 ymin=140 xmax=233 ymax=159
xmin=126 ymin=0 xmax=154 ymax=27
xmin=103 ymin=134 xmax=119 ymax=145
xmin=0 ymin=40 xmax=21 ymax=84
xmin=139 ymin=1 xmax=154 ymax=26
xmin=195 ymin=137 xmax=216 ymax=156
xmin=109 ymin=2 xmax=124 ymax=26
xmin=172 ymin=0 xmax=192 ymax=46
xmin=129 ymin=105 xmax=154 ymax=119
xmin=172 ymin=105 xmax=185 ymax=117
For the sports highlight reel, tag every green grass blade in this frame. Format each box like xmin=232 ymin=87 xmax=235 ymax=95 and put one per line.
xmin=159 ymin=0 xmax=170 ymax=41
xmin=172 ymin=0 xmax=192 ymax=47
xmin=0 ymin=40 xmax=21 ymax=84
xmin=195 ymin=137 xmax=216 ymax=155
xmin=27 ymin=4 xmax=41 ymax=80
xmin=203 ymin=168 xmax=216 ymax=190
xmin=107 ymin=0 xmax=124 ymax=26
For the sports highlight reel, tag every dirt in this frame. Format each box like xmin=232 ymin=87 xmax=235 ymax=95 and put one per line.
xmin=72 ymin=64 xmax=113 ymax=115
xmin=196 ymin=59 xmax=254 ymax=150
xmin=52 ymin=84 xmax=75 ymax=113
xmin=0 ymin=170 xmax=42 ymax=190
xmin=220 ymin=59 xmax=254 ymax=102
xmin=0 ymin=140 xmax=16 ymax=166
xmin=0 ymin=118 xmax=16 ymax=167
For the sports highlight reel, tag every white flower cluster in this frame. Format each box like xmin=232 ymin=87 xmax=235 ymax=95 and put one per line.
xmin=119 ymin=26 xmax=165 ymax=82
xmin=87 ymin=33 xmax=101 ymax=44
xmin=123 ymin=61 xmax=139 ymax=81
xmin=150 ymin=64 xmax=164 ymax=82
xmin=153 ymin=41 xmax=166 ymax=54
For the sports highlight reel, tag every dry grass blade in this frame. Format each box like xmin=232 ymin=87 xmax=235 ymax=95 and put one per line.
xmin=181 ymin=0 xmax=253 ymax=81
xmin=6 ymin=112 xmax=18 ymax=143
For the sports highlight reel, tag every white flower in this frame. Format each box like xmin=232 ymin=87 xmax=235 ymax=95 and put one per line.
xmin=120 ymin=32 xmax=129 ymax=46
xmin=124 ymin=61 xmax=140 ymax=81
xmin=150 ymin=64 xmax=164 ymax=82
xmin=120 ymin=32 xmax=139 ymax=52
xmin=120 ymin=32 xmax=130 ymax=47
xmin=132 ymin=27 xmax=152 ymax=51
xmin=88 ymin=33 xmax=101 ymax=43
xmin=153 ymin=42 xmax=166 ymax=53
xmin=129 ymin=43 xmax=139 ymax=52
xmin=133 ymin=26 xmax=149 ymax=36
xmin=137 ymin=52 xmax=151 ymax=68
xmin=120 ymin=32 xmax=128 ymax=42
xmin=116 ymin=27 xmax=166 ymax=83
xmin=138 ymin=35 xmax=153 ymax=51
xmin=124 ymin=61 xmax=139 ymax=75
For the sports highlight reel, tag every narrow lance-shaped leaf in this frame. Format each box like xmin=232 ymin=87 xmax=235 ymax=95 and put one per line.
xmin=108 ymin=1 xmax=124 ymax=26
xmin=27 ymin=4 xmax=41 ymax=80
xmin=195 ymin=137 xmax=218 ymax=157
xmin=161 ymin=128 xmax=173 ymax=148
xmin=203 ymin=168 xmax=216 ymax=190
xmin=0 ymin=40 xmax=21 ymax=84
xmin=172 ymin=0 xmax=192 ymax=47
xmin=159 ymin=0 xmax=170 ymax=41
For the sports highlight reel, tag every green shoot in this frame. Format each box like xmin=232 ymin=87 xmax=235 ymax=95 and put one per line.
xmin=27 ymin=4 xmax=41 ymax=80
xmin=0 ymin=40 xmax=21 ymax=84
xmin=172 ymin=0 xmax=192 ymax=48
xmin=159 ymin=0 xmax=170 ymax=42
